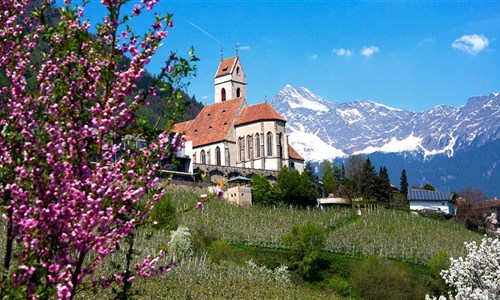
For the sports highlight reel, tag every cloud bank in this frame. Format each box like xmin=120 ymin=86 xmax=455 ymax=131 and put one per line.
xmin=452 ymin=34 xmax=489 ymax=55
xmin=332 ymin=48 xmax=352 ymax=56
xmin=360 ymin=46 xmax=379 ymax=57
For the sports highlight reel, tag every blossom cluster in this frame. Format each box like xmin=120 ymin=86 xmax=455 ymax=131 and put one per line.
xmin=427 ymin=236 xmax=500 ymax=300
xmin=0 ymin=0 xmax=190 ymax=298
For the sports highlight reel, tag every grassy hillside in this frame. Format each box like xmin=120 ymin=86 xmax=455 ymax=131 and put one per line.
xmin=171 ymin=186 xmax=480 ymax=264
xmin=10 ymin=186 xmax=481 ymax=298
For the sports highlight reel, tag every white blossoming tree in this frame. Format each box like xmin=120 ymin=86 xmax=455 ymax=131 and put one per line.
xmin=428 ymin=236 xmax=500 ymax=300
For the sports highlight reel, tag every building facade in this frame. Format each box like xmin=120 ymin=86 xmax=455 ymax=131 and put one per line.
xmin=173 ymin=56 xmax=304 ymax=178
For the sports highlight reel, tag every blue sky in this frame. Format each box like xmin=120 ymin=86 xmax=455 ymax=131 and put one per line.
xmin=82 ymin=1 xmax=500 ymax=112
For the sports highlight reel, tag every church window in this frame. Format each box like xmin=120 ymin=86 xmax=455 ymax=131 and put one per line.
xmin=236 ymin=66 xmax=240 ymax=75
xmin=239 ymin=137 xmax=245 ymax=161
xmin=255 ymin=133 xmax=261 ymax=158
xmin=266 ymin=132 xmax=273 ymax=156
xmin=221 ymin=88 xmax=226 ymax=102
xmin=216 ymin=146 xmax=221 ymax=166
xmin=247 ymin=135 xmax=253 ymax=160
xmin=277 ymin=133 xmax=283 ymax=159
xmin=207 ymin=150 xmax=211 ymax=165
xmin=193 ymin=152 xmax=196 ymax=163
xmin=201 ymin=150 xmax=206 ymax=164
xmin=237 ymin=87 xmax=241 ymax=97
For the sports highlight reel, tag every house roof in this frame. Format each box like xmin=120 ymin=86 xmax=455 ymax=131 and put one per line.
xmin=173 ymin=97 xmax=245 ymax=147
xmin=215 ymin=56 xmax=238 ymax=78
xmin=234 ymin=102 xmax=286 ymax=126
xmin=288 ymin=144 xmax=304 ymax=161
xmin=408 ymin=188 xmax=453 ymax=202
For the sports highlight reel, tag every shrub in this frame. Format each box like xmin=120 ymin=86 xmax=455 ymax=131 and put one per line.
xmin=327 ymin=276 xmax=351 ymax=297
xmin=283 ymin=222 xmax=328 ymax=281
xmin=350 ymin=255 xmax=424 ymax=300
xmin=208 ymin=239 xmax=239 ymax=264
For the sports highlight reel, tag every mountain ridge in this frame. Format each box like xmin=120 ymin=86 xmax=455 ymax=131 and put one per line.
xmin=270 ymin=85 xmax=500 ymax=196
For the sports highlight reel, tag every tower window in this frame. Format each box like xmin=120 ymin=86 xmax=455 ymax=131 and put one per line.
xmin=237 ymin=87 xmax=241 ymax=98
xmin=221 ymin=88 xmax=226 ymax=102
xmin=236 ymin=66 xmax=240 ymax=75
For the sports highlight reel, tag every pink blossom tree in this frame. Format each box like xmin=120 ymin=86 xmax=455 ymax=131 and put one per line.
xmin=0 ymin=0 xmax=196 ymax=298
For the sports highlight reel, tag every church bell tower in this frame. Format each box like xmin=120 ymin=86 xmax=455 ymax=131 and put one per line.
xmin=214 ymin=56 xmax=247 ymax=103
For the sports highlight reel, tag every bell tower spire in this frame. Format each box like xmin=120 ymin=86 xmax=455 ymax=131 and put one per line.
xmin=214 ymin=55 xmax=247 ymax=103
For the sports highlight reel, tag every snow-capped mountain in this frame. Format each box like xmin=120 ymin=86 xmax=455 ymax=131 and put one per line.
xmin=270 ymin=85 xmax=500 ymax=196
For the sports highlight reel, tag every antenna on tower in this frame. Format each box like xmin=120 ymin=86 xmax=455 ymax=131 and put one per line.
xmin=236 ymin=42 xmax=239 ymax=56
xmin=265 ymin=95 xmax=267 ymax=103
xmin=220 ymin=47 xmax=224 ymax=61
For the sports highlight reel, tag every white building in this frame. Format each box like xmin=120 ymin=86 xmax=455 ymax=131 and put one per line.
xmin=408 ymin=188 xmax=455 ymax=216
xmin=173 ymin=56 xmax=304 ymax=176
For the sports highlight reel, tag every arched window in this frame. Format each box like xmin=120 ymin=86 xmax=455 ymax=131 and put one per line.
xmin=201 ymin=150 xmax=206 ymax=164
xmin=215 ymin=146 xmax=221 ymax=166
xmin=239 ymin=137 xmax=245 ymax=161
xmin=207 ymin=150 xmax=211 ymax=165
xmin=221 ymin=88 xmax=226 ymax=102
xmin=247 ymin=135 xmax=253 ymax=160
xmin=277 ymin=133 xmax=283 ymax=159
xmin=236 ymin=66 xmax=240 ymax=75
xmin=236 ymin=87 xmax=241 ymax=98
xmin=193 ymin=152 xmax=196 ymax=163
xmin=266 ymin=132 xmax=273 ymax=156
xmin=255 ymin=133 xmax=260 ymax=158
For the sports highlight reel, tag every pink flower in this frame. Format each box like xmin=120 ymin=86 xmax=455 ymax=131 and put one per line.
xmin=196 ymin=202 xmax=204 ymax=210
xmin=200 ymin=194 xmax=208 ymax=201
xmin=216 ymin=185 xmax=223 ymax=200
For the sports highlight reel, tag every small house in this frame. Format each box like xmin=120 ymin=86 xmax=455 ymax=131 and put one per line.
xmin=408 ymin=188 xmax=455 ymax=216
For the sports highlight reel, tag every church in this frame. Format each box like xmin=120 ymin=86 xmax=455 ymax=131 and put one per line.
xmin=173 ymin=56 xmax=304 ymax=180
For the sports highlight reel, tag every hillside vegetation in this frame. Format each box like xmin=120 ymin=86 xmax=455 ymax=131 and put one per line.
xmin=70 ymin=186 xmax=482 ymax=298
xmin=172 ymin=187 xmax=480 ymax=264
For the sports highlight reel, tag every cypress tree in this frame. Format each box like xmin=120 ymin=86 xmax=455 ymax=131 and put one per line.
xmin=400 ymin=169 xmax=408 ymax=198
xmin=377 ymin=166 xmax=392 ymax=202
xmin=360 ymin=158 xmax=378 ymax=200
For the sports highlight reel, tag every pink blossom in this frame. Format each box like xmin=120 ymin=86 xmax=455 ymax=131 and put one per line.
xmin=196 ymin=202 xmax=204 ymax=210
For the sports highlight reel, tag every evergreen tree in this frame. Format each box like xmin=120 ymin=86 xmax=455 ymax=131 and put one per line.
xmin=400 ymin=169 xmax=408 ymax=197
xmin=360 ymin=158 xmax=378 ymax=200
xmin=341 ymin=162 xmax=346 ymax=179
xmin=377 ymin=166 xmax=392 ymax=202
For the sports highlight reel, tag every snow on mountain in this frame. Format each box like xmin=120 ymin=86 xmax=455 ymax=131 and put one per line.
xmin=277 ymin=84 xmax=330 ymax=112
xmin=353 ymin=134 xmax=423 ymax=155
xmin=270 ymin=85 xmax=500 ymax=161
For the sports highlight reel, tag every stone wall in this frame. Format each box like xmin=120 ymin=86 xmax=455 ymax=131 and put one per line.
xmin=194 ymin=163 xmax=278 ymax=182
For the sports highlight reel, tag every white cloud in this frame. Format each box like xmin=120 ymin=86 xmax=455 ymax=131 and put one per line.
xmin=238 ymin=45 xmax=250 ymax=51
xmin=360 ymin=46 xmax=379 ymax=57
xmin=310 ymin=54 xmax=319 ymax=60
xmin=452 ymin=34 xmax=489 ymax=55
xmin=332 ymin=48 xmax=352 ymax=56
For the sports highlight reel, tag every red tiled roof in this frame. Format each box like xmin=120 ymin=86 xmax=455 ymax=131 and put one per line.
xmin=172 ymin=120 xmax=193 ymax=135
xmin=215 ymin=56 xmax=238 ymax=78
xmin=173 ymin=98 xmax=245 ymax=147
xmin=234 ymin=103 xmax=286 ymax=126
xmin=288 ymin=144 xmax=304 ymax=161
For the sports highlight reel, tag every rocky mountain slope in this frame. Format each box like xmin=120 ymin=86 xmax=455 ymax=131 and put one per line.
xmin=270 ymin=85 xmax=500 ymax=196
